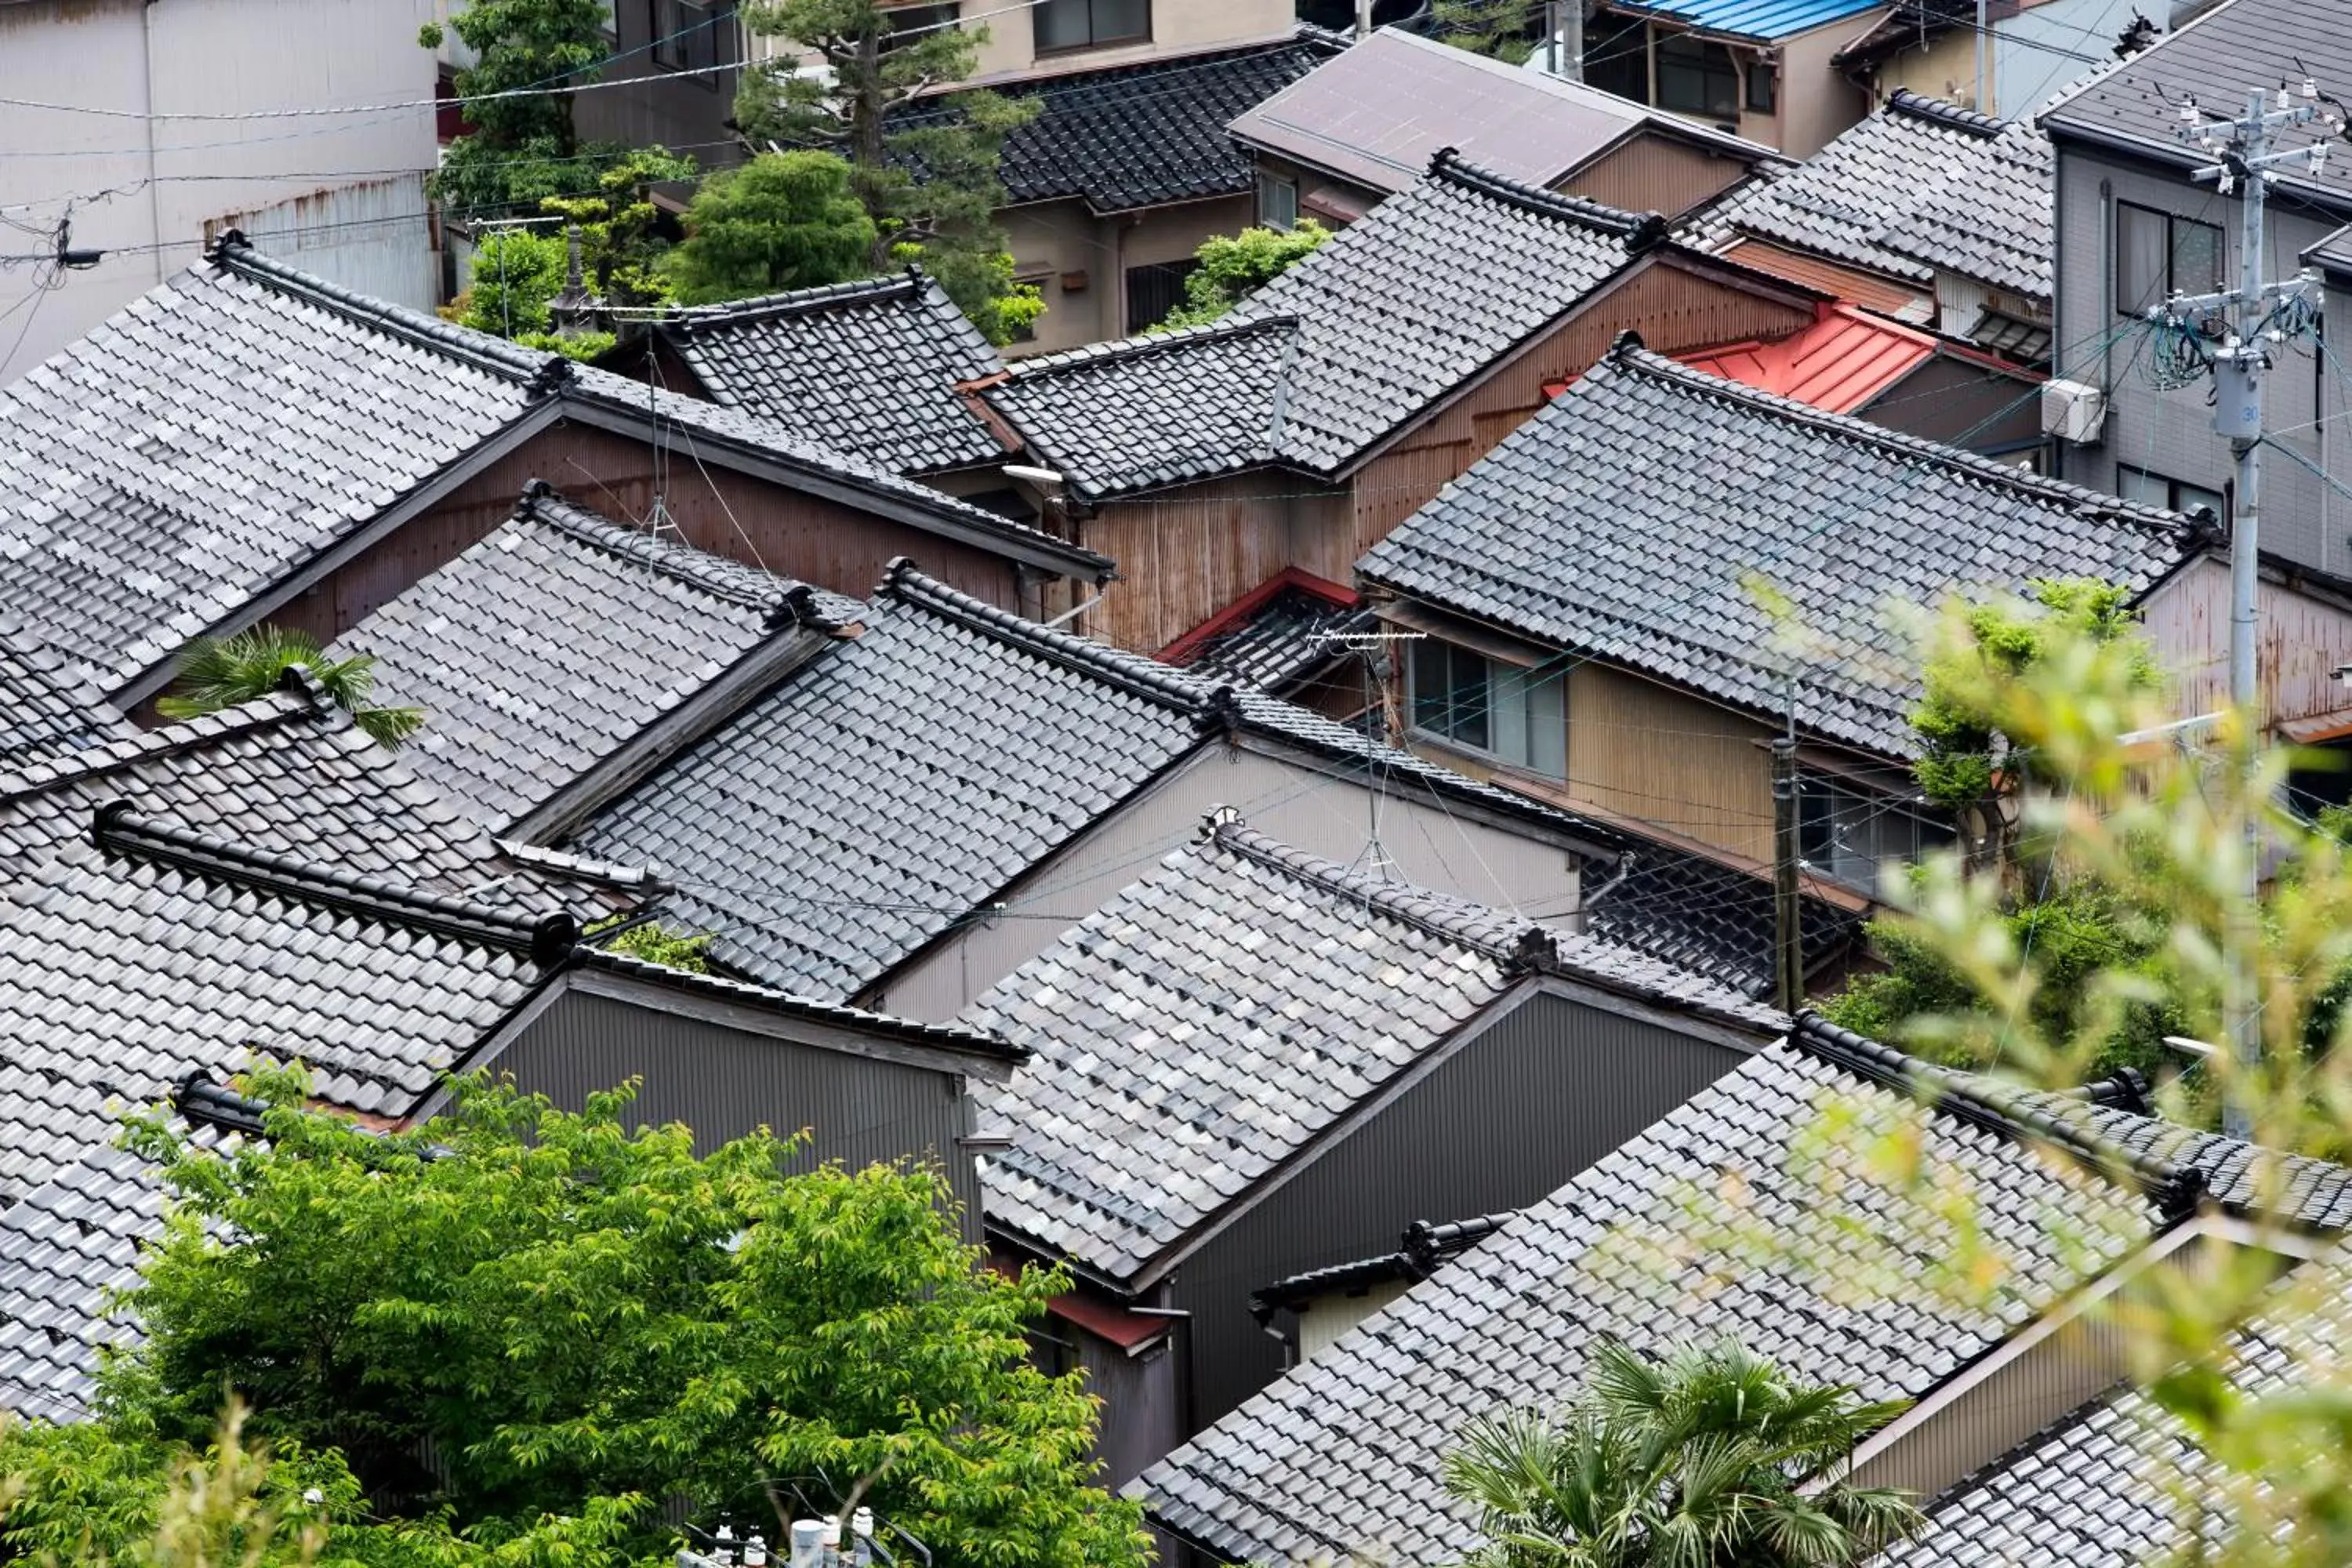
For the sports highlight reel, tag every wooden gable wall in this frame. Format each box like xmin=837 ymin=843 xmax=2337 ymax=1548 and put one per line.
xmin=1080 ymin=257 xmax=1816 ymax=656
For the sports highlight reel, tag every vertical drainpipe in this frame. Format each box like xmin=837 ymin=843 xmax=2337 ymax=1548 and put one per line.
xmin=143 ymin=0 xmax=166 ymax=283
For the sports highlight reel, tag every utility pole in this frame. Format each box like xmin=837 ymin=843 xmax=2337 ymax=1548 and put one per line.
xmin=1771 ymin=737 xmax=1802 ymax=1015
xmin=2155 ymin=82 xmax=2336 ymax=1137
xmin=1973 ymin=0 xmax=1988 ymax=113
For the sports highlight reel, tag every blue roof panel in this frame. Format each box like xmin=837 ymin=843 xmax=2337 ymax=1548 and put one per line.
xmin=1613 ymin=0 xmax=1883 ymax=41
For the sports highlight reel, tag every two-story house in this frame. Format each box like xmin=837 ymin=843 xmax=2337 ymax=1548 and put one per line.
xmin=1570 ymin=0 xmax=1882 ymax=156
xmin=2040 ymin=0 xmax=2352 ymax=576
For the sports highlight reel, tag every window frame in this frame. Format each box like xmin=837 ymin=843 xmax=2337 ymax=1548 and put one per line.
xmin=649 ymin=0 xmax=734 ymax=81
xmin=1406 ymin=639 xmax=1566 ymax=781
xmin=1654 ymin=33 xmax=1739 ymax=122
xmin=1798 ymin=771 xmax=1953 ymax=891
xmin=1258 ymin=172 xmax=1300 ymax=230
xmin=1033 ymin=0 xmax=1151 ymax=55
xmin=2113 ymin=199 xmax=2223 ymax=318
xmin=2116 ymin=463 xmax=2226 ymax=523
xmin=1744 ymin=56 xmax=1776 ymax=114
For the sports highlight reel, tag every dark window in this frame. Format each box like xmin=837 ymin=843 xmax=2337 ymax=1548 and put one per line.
xmin=1407 ymin=640 xmax=1566 ymax=777
xmin=651 ymin=0 xmax=733 ymax=76
xmin=1583 ymin=11 xmax=1650 ymax=104
xmin=2116 ymin=463 xmax=2226 ymax=522
xmin=1744 ymin=58 xmax=1776 ymax=114
xmin=1125 ymin=260 xmax=1198 ymax=334
xmin=1257 ymin=172 xmax=1299 ymax=230
xmin=884 ymin=3 xmax=959 ymax=47
xmin=2114 ymin=201 xmax=2223 ymax=316
xmin=1798 ymin=773 xmax=1953 ymax=890
xmin=1034 ymin=0 xmax=1149 ymax=53
xmin=1656 ymin=34 xmax=1738 ymax=121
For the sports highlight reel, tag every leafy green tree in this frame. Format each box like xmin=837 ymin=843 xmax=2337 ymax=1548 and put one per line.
xmin=587 ymin=915 xmax=715 ymax=972
xmin=93 ymin=1069 xmax=1145 ymax=1568
xmin=1444 ymin=1338 xmax=1920 ymax=1566
xmin=1154 ymin=220 xmax=1331 ymax=331
xmin=158 ymin=628 xmax=421 ymax=750
xmin=540 ymin=145 xmax=702 ymax=310
xmin=735 ymin=0 xmax=1043 ymax=342
xmin=419 ymin=0 xmax=620 ymax=216
xmin=1819 ymin=580 xmax=2177 ymax=1074
xmin=1432 ymin=0 xmax=1545 ymax=63
xmin=665 ymin=151 xmax=878 ymax=305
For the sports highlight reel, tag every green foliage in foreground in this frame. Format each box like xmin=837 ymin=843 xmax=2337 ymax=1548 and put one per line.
xmin=2 ymin=1072 xmax=1144 ymax=1568
xmin=1445 ymin=1339 xmax=1919 ymax=1566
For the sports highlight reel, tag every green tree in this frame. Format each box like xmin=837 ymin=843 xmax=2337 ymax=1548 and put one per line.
xmin=665 ymin=151 xmax=878 ymax=305
xmin=419 ymin=0 xmax=621 ymax=216
xmin=734 ymin=1 xmax=1043 ymax=343
xmin=1154 ymin=220 xmax=1331 ymax=331
xmin=158 ymin=628 xmax=421 ymax=750
xmin=1819 ymin=580 xmax=2178 ymax=1075
xmin=586 ymin=915 xmax=715 ymax=972
xmin=540 ymin=145 xmax=703 ymax=310
xmin=93 ymin=1069 xmax=1145 ymax=1568
xmin=1431 ymin=0 xmax=1545 ymax=63
xmin=1443 ymin=1338 xmax=1920 ymax=1566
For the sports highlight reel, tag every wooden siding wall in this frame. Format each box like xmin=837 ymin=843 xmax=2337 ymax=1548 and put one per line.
xmin=1570 ymin=132 xmax=1753 ymax=221
xmin=1348 ymin=262 xmax=1818 ymax=553
xmin=1081 ymin=263 xmax=1811 ymax=655
xmin=1085 ymin=476 xmax=1352 ymax=654
xmin=1566 ymin=662 xmax=1778 ymax=862
xmin=294 ymin=419 xmax=1024 ymax=650
xmin=2140 ymin=556 xmax=2352 ymax=729
xmin=1717 ymin=238 xmax=1930 ymax=321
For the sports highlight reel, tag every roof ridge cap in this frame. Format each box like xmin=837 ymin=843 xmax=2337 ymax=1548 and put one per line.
xmin=0 ymin=691 xmax=313 ymax=805
xmin=1606 ymin=343 xmax=2196 ymax=539
xmin=662 ymin=270 xmax=922 ymax=333
xmin=877 ymin=559 xmax=1216 ymax=714
xmin=1427 ymin=148 xmax=1661 ymax=242
xmin=91 ymin=804 xmax=578 ymax=966
xmin=578 ymin=947 xmax=1025 ymax=1061
xmin=514 ymin=482 xmax=825 ymax=624
xmin=1204 ymin=813 xmax=1544 ymax=968
xmin=1002 ymin=314 xmax=1301 ymax=381
xmin=206 ymin=231 xmax=573 ymax=394
xmin=1886 ymin=87 xmax=2005 ymax=139
xmin=1790 ymin=1012 xmax=2205 ymax=1214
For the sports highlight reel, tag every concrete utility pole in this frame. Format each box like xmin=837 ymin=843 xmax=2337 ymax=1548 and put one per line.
xmin=2155 ymin=83 xmax=2336 ymax=1137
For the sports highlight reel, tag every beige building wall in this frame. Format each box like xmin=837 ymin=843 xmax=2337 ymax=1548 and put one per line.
xmin=959 ymin=0 xmax=1298 ymax=83
xmin=1002 ymin=193 xmax=1254 ymax=355
xmin=1871 ymin=27 xmax=1988 ymax=111
xmin=1774 ymin=13 xmax=1881 ymax=156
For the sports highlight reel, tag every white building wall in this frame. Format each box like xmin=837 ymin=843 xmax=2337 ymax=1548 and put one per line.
xmin=0 ymin=0 xmax=440 ymax=385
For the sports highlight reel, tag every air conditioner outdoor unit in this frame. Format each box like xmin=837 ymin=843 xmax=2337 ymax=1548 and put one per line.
xmin=2041 ymin=378 xmax=2108 ymax=445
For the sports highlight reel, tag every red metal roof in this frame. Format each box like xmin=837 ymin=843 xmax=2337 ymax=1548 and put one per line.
xmin=1679 ymin=303 xmax=1937 ymax=414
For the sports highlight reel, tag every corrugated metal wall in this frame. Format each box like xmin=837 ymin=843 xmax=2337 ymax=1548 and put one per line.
xmin=1171 ymin=988 xmax=1753 ymax=1429
xmin=495 ymin=990 xmax=983 ymax=1238
xmin=2140 ymin=555 xmax=2352 ymax=730
xmin=205 ymin=176 xmax=438 ymax=314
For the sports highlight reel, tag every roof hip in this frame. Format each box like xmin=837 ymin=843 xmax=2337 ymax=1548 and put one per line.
xmin=877 ymin=558 xmax=1225 ymax=715
xmin=1791 ymin=1012 xmax=2205 ymax=1216
xmin=206 ymin=229 xmax=574 ymax=394
xmin=91 ymin=803 xmax=580 ymax=967
xmin=1427 ymin=146 xmax=1664 ymax=243
xmin=660 ymin=267 xmax=927 ymax=333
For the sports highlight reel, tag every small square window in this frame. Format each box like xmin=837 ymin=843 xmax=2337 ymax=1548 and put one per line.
xmin=1258 ymin=172 xmax=1299 ymax=230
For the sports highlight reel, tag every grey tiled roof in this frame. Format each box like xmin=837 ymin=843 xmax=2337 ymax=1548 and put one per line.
xmin=1358 ymin=343 xmax=2195 ymax=759
xmin=334 ymin=483 xmax=851 ymax=833
xmin=2076 ymin=1103 xmax=2352 ymax=1230
xmin=971 ymin=818 xmax=1778 ymax=1283
xmin=1693 ymin=92 xmax=2053 ymax=300
xmin=0 ymin=632 xmax=134 ymax=760
xmin=0 ymin=245 xmax=554 ymax=691
xmin=654 ymin=270 xmax=1005 ymax=474
xmin=2041 ymin=0 xmax=2352 ymax=216
xmin=575 ymin=561 xmax=1606 ymax=1000
xmin=0 ymin=240 xmax=1105 ymax=701
xmin=1165 ymin=581 xmax=1374 ymax=694
xmin=1134 ymin=1019 xmax=2178 ymax=1566
xmin=983 ymin=154 xmax=1659 ymax=499
xmin=0 ymin=676 xmax=626 ymax=911
xmin=900 ymin=34 xmax=1338 ymax=215
xmin=1875 ymin=1249 xmax=2352 ymax=1567
xmin=1585 ymin=837 xmax=1864 ymax=1000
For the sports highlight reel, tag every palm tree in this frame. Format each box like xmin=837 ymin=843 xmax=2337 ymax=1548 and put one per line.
xmin=1443 ymin=1338 xmax=1922 ymax=1568
xmin=156 ymin=626 xmax=422 ymax=750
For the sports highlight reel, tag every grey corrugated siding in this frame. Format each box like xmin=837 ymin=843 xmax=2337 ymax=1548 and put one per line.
xmin=1169 ymin=987 xmax=1753 ymax=1430
xmin=499 ymin=992 xmax=982 ymax=1239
